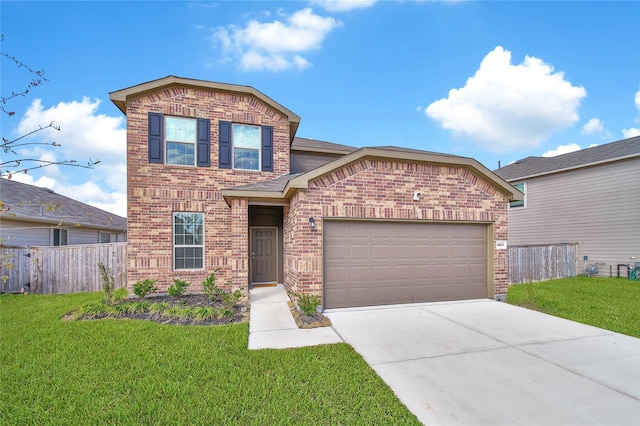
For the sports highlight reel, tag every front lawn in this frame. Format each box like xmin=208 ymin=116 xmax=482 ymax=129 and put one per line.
xmin=507 ymin=276 xmax=640 ymax=337
xmin=0 ymin=293 xmax=420 ymax=425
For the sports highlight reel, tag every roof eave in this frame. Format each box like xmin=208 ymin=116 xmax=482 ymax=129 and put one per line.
xmin=286 ymin=147 xmax=523 ymax=202
xmin=109 ymin=75 xmax=301 ymax=141
xmin=502 ymin=153 xmax=640 ymax=182
xmin=0 ymin=214 xmax=127 ymax=232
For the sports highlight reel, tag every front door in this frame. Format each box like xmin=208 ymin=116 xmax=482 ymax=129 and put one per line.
xmin=251 ymin=227 xmax=278 ymax=283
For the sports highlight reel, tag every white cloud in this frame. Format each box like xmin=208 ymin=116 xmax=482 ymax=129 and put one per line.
xmin=9 ymin=97 xmax=127 ymax=217
xmin=580 ymin=117 xmax=612 ymax=139
xmin=214 ymin=8 xmax=342 ymax=71
xmin=622 ymin=127 xmax=640 ymax=138
xmin=311 ymin=0 xmax=377 ymax=12
xmin=581 ymin=118 xmax=603 ymax=135
xmin=425 ymin=46 xmax=586 ymax=152
xmin=621 ymin=90 xmax=640 ymax=138
xmin=542 ymin=144 xmax=581 ymax=157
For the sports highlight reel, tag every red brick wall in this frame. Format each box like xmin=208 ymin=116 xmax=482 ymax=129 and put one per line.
xmin=125 ymin=86 xmax=290 ymax=292
xmin=284 ymin=158 xmax=510 ymax=300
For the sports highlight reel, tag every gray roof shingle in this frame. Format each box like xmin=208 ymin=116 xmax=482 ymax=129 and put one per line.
xmin=0 ymin=178 xmax=127 ymax=231
xmin=493 ymin=136 xmax=640 ymax=181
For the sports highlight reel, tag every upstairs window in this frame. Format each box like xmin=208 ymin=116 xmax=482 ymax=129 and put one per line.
xmin=510 ymin=182 xmax=526 ymax=208
xmin=147 ymin=113 xmax=210 ymax=167
xmin=165 ymin=117 xmax=196 ymax=166
xmin=219 ymin=122 xmax=273 ymax=172
xmin=233 ymin=124 xmax=261 ymax=170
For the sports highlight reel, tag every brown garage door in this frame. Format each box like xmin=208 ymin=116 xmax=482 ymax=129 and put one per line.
xmin=323 ymin=221 xmax=487 ymax=309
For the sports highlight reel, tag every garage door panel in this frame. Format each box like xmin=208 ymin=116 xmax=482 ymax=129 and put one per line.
xmin=324 ymin=221 xmax=487 ymax=309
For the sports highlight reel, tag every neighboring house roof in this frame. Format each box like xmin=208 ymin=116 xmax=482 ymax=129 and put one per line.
xmin=494 ymin=136 xmax=640 ymax=181
xmin=222 ymin=146 xmax=523 ymax=204
xmin=109 ymin=75 xmax=301 ymax=142
xmin=0 ymin=178 xmax=127 ymax=232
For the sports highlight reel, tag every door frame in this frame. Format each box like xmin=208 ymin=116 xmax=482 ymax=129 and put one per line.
xmin=250 ymin=226 xmax=279 ymax=284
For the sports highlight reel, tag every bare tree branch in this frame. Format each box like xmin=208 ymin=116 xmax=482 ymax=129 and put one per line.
xmin=0 ymin=35 xmax=100 ymax=177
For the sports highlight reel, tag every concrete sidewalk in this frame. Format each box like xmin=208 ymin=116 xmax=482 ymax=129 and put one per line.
xmin=247 ymin=284 xmax=343 ymax=350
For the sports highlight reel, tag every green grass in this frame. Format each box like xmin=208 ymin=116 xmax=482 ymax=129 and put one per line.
xmin=0 ymin=293 xmax=420 ymax=425
xmin=507 ymin=276 xmax=640 ymax=337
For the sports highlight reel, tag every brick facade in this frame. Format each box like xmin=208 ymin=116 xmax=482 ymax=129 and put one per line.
xmin=117 ymin=77 xmax=512 ymax=306
xmin=284 ymin=159 xmax=509 ymax=299
xmin=125 ymin=86 xmax=290 ymax=292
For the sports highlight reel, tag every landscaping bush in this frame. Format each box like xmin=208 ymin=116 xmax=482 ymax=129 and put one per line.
xmin=133 ymin=279 xmax=158 ymax=299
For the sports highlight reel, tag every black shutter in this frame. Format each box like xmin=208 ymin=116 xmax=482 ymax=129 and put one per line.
xmin=148 ymin=112 xmax=163 ymax=163
xmin=197 ymin=118 xmax=210 ymax=167
xmin=219 ymin=121 xmax=232 ymax=169
xmin=261 ymin=126 xmax=273 ymax=172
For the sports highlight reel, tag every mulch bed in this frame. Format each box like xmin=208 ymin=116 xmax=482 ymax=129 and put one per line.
xmin=64 ymin=294 xmax=249 ymax=326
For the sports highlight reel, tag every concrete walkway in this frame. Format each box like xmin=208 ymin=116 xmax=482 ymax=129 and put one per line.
xmin=247 ymin=284 xmax=342 ymax=349
xmin=247 ymin=287 xmax=640 ymax=425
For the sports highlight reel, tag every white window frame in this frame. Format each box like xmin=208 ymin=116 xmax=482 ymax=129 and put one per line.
xmin=165 ymin=116 xmax=197 ymax=166
xmin=232 ymin=123 xmax=261 ymax=171
xmin=172 ymin=212 xmax=204 ymax=271
xmin=52 ymin=228 xmax=68 ymax=246
xmin=509 ymin=182 xmax=526 ymax=209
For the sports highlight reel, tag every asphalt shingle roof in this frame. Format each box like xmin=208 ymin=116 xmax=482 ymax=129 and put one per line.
xmin=493 ymin=136 xmax=640 ymax=181
xmin=0 ymin=178 xmax=127 ymax=231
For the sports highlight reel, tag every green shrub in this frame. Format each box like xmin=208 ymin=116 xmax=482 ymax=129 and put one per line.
xmin=202 ymin=269 xmax=223 ymax=301
xmin=127 ymin=301 xmax=149 ymax=314
xmin=168 ymin=279 xmax=190 ymax=298
xmin=98 ymin=262 xmax=115 ymax=305
xmin=221 ymin=287 xmax=242 ymax=310
xmin=133 ymin=279 xmax=157 ymax=299
xmin=149 ymin=302 xmax=169 ymax=314
xmin=113 ymin=287 xmax=129 ymax=303
xmin=288 ymin=291 xmax=321 ymax=316
xmin=193 ymin=306 xmax=220 ymax=322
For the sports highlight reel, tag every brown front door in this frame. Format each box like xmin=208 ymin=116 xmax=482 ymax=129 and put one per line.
xmin=251 ymin=227 xmax=278 ymax=283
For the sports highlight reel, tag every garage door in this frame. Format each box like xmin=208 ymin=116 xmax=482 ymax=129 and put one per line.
xmin=324 ymin=221 xmax=487 ymax=309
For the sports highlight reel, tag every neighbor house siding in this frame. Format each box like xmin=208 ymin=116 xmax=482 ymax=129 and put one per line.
xmin=508 ymin=158 xmax=639 ymax=276
xmin=0 ymin=219 xmax=51 ymax=247
xmin=0 ymin=219 xmax=125 ymax=247
xmin=125 ymin=86 xmax=291 ymax=291
xmin=283 ymin=159 xmax=509 ymax=303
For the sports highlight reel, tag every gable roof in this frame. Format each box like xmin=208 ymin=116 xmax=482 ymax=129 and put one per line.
xmin=494 ymin=136 xmax=640 ymax=181
xmin=222 ymin=146 xmax=523 ymax=204
xmin=109 ymin=75 xmax=301 ymax=142
xmin=291 ymin=137 xmax=358 ymax=155
xmin=0 ymin=178 xmax=127 ymax=231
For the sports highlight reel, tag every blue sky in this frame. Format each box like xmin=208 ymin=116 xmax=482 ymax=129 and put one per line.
xmin=2 ymin=0 xmax=639 ymax=217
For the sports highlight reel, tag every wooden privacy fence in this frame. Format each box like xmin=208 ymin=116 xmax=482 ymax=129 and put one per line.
xmin=0 ymin=247 xmax=30 ymax=293
xmin=509 ymin=243 xmax=578 ymax=284
xmin=0 ymin=243 xmax=127 ymax=294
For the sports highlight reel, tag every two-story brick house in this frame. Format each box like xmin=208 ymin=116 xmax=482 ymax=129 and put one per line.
xmin=110 ymin=76 xmax=521 ymax=309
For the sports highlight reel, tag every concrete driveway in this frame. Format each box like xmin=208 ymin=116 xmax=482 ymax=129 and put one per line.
xmin=325 ymin=299 xmax=640 ymax=426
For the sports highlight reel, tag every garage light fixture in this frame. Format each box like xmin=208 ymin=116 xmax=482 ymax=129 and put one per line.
xmin=309 ymin=217 xmax=316 ymax=229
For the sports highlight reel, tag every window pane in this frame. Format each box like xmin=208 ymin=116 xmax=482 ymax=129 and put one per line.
xmin=510 ymin=183 xmax=525 ymax=208
xmin=173 ymin=213 xmax=204 ymax=270
xmin=234 ymin=148 xmax=259 ymax=170
xmin=233 ymin=124 xmax=260 ymax=149
xmin=166 ymin=117 xmax=196 ymax=142
xmin=167 ymin=142 xmax=195 ymax=165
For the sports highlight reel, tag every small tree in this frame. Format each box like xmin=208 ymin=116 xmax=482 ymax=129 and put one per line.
xmin=0 ymin=35 xmax=99 ymax=179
